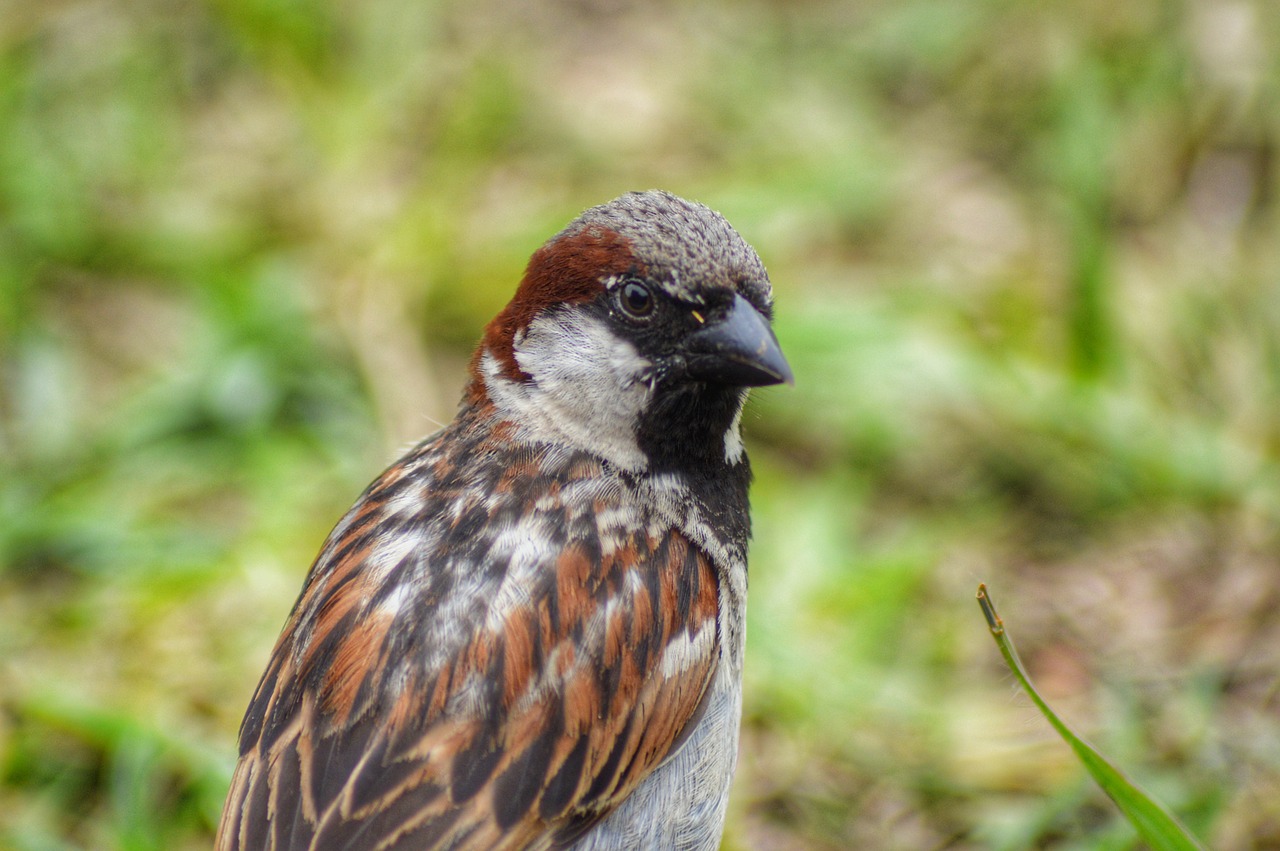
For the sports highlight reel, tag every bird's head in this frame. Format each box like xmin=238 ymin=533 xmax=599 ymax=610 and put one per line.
xmin=468 ymin=190 xmax=791 ymax=473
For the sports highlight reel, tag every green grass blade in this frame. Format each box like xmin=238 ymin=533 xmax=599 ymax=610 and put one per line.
xmin=976 ymin=584 xmax=1206 ymax=851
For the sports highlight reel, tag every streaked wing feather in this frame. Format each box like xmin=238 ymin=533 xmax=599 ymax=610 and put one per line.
xmin=217 ymin=434 xmax=720 ymax=851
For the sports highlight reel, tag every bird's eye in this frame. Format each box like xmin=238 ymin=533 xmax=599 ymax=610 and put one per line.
xmin=618 ymin=280 xmax=654 ymax=318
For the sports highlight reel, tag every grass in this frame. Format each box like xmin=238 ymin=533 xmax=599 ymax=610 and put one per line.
xmin=977 ymin=584 xmax=1205 ymax=850
xmin=2 ymin=0 xmax=1279 ymax=847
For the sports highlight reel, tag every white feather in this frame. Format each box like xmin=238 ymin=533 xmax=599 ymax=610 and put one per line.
xmin=482 ymin=311 xmax=653 ymax=471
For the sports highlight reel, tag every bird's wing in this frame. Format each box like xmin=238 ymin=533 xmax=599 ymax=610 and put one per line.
xmin=217 ymin=456 xmax=722 ymax=851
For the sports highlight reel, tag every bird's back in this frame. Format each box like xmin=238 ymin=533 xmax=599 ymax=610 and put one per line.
xmin=217 ymin=404 xmax=746 ymax=850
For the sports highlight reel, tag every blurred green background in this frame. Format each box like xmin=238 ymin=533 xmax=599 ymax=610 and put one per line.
xmin=2 ymin=0 xmax=1278 ymax=848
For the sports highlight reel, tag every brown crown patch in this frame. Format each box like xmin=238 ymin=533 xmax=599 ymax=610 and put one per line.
xmin=469 ymin=226 xmax=643 ymax=390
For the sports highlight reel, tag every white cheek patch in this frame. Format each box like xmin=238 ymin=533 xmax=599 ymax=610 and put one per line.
xmin=483 ymin=310 xmax=654 ymax=471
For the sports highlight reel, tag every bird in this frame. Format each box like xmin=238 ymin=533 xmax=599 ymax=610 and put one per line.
xmin=216 ymin=190 xmax=792 ymax=851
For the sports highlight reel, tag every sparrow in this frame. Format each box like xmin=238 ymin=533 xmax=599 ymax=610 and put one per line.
xmin=216 ymin=190 xmax=792 ymax=851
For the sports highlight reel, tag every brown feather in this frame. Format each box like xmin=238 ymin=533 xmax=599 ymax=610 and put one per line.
xmin=217 ymin=413 xmax=723 ymax=851
xmin=468 ymin=225 xmax=644 ymax=390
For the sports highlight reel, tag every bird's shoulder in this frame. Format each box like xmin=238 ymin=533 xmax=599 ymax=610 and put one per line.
xmin=218 ymin=408 xmax=729 ymax=851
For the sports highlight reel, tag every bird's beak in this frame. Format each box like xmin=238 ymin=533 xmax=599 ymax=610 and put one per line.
xmin=684 ymin=293 xmax=793 ymax=387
